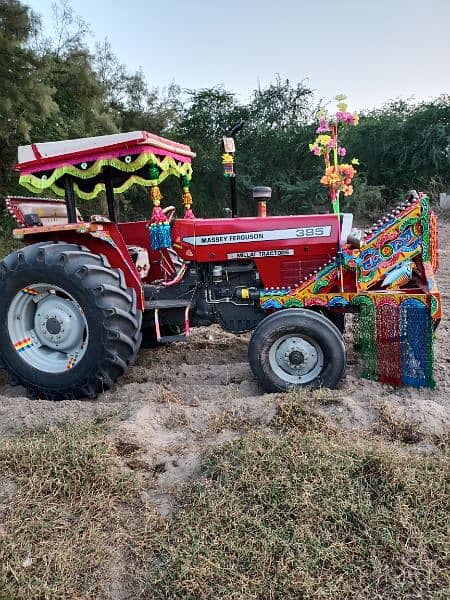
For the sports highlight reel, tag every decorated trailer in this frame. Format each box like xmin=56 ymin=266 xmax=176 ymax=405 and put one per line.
xmin=0 ymin=103 xmax=440 ymax=399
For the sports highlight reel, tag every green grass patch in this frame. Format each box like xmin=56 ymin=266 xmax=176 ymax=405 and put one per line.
xmin=0 ymin=424 xmax=140 ymax=599
xmin=0 ymin=413 xmax=448 ymax=599
xmin=143 ymin=425 xmax=449 ymax=598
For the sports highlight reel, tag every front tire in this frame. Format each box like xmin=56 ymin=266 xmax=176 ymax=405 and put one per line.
xmin=0 ymin=242 xmax=142 ymax=400
xmin=248 ymin=309 xmax=346 ymax=392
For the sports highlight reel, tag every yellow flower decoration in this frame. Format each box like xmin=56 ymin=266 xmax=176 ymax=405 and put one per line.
xmin=315 ymin=134 xmax=332 ymax=146
xmin=222 ymin=153 xmax=234 ymax=164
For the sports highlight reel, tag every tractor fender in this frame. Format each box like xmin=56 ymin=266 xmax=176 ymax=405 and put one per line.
xmin=13 ymin=222 xmax=145 ymax=310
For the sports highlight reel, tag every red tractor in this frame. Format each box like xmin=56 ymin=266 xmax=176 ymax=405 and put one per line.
xmin=1 ymin=130 xmax=440 ymax=399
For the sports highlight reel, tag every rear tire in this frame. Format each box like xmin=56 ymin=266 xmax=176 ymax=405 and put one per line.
xmin=248 ymin=309 xmax=346 ymax=392
xmin=0 ymin=242 xmax=142 ymax=400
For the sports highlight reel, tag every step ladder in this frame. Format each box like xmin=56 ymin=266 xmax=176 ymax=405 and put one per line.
xmin=144 ymin=299 xmax=191 ymax=344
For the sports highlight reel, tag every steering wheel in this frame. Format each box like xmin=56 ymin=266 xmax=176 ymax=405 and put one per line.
xmin=162 ymin=205 xmax=176 ymax=223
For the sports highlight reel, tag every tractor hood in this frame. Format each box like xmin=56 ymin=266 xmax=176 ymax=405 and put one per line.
xmin=172 ymin=214 xmax=343 ymax=288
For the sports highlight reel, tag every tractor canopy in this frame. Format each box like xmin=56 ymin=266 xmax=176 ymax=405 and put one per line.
xmin=16 ymin=131 xmax=196 ymax=200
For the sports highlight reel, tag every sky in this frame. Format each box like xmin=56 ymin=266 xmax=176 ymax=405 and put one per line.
xmin=27 ymin=0 xmax=450 ymax=111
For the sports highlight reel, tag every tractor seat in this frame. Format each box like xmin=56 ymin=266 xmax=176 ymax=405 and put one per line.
xmin=90 ymin=214 xmax=111 ymax=223
xmin=6 ymin=196 xmax=83 ymax=227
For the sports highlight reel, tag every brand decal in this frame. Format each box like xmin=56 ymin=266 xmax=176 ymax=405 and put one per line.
xmin=227 ymin=249 xmax=294 ymax=259
xmin=182 ymin=226 xmax=332 ymax=246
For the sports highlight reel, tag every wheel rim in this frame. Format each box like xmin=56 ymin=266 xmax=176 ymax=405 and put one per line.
xmin=268 ymin=334 xmax=324 ymax=385
xmin=7 ymin=284 xmax=89 ymax=373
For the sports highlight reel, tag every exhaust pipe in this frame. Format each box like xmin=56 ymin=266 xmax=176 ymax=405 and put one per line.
xmin=252 ymin=186 xmax=272 ymax=218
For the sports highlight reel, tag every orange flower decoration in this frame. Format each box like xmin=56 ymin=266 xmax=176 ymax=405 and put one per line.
xmin=310 ymin=95 xmax=359 ymax=213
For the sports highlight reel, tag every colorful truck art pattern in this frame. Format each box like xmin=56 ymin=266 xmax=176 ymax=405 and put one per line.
xmin=260 ymin=194 xmax=439 ymax=388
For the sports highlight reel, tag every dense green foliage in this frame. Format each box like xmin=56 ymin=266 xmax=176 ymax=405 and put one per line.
xmin=0 ymin=0 xmax=449 ymax=225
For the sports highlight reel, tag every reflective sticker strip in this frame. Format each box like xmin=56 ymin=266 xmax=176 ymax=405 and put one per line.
xmin=183 ymin=226 xmax=332 ymax=246
xmin=227 ymin=249 xmax=295 ymax=259
xmin=67 ymin=352 xmax=79 ymax=370
xmin=89 ymin=229 xmax=119 ymax=249
xmin=21 ymin=287 xmax=40 ymax=295
xmin=14 ymin=337 xmax=34 ymax=352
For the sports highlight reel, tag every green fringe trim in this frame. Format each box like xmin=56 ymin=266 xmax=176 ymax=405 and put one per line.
xmin=19 ymin=153 xmax=193 ymax=200
xmin=351 ymin=296 xmax=377 ymax=380
xmin=420 ymin=195 xmax=431 ymax=262
xmin=427 ymin=309 xmax=436 ymax=389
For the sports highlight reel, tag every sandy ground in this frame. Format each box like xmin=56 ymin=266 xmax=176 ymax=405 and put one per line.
xmin=0 ymin=218 xmax=448 ymax=512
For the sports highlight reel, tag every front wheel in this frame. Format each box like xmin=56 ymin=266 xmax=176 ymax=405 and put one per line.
xmin=248 ymin=309 xmax=346 ymax=392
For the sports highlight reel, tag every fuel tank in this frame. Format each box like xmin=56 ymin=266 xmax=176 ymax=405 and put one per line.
xmin=171 ymin=215 xmax=341 ymax=288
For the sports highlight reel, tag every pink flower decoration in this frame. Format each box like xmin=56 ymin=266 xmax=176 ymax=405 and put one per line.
xmin=336 ymin=111 xmax=355 ymax=125
xmin=327 ymin=139 xmax=335 ymax=148
xmin=316 ymin=119 xmax=330 ymax=133
xmin=338 ymin=146 xmax=346 ymax=157
xmin=313 ymin=146 xmax=320 ymax=155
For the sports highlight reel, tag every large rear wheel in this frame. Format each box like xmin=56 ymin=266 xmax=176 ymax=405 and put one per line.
xmin=248 ymin=309 xmax=346 ymax=392
xmin=0 ymin=242 xmax=142 ymax=399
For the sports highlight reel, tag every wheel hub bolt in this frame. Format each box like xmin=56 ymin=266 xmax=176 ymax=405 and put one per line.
xmin=289 ymin=350 xmax=304 ymax=365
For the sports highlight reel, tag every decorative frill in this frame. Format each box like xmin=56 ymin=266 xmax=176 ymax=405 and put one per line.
xmin=19 ymin=152 xmax=193 ymax=201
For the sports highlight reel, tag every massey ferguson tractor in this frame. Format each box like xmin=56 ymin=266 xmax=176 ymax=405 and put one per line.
xmin=0 ymin=129 xmax=440 ymax=399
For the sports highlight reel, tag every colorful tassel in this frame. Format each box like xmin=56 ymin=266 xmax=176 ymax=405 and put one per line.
xmin=149 ymin=184 xmax=171 ymax=250
xmin=182 ymin=185 xmax=195 ymax=219
xmin=150 ymin=222 xmax=171 ymax=250
xmin=376 ymin=299 xmax=401 ymax=385
xmin=399 ymin=299 xmax=434 ymax=388
xmin=352 ymin=296 xmax=377 ymax=380
xmin=150 ymin=185 xmax=163 ymax=203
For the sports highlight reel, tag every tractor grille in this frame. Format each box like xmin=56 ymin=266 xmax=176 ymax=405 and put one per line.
xmin=280 ymin=259 xmax=323 ymax=287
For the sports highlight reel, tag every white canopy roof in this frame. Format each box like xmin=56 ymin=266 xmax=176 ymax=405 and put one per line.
xmin=17 ymin=131 xmax=195 ymax=168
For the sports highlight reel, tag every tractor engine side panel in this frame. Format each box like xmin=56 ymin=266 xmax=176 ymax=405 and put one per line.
xmin=171 ymin=215 xmax=340 ymax=288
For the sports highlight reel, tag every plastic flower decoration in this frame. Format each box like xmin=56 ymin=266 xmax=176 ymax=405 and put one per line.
xmin=309 ymin=95 xmax=359 ymax=214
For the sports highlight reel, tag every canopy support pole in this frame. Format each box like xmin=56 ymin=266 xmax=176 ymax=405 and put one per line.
xmin=230 ymin=176 xmax=238 ymax=218
xmin=103 ymin=167 xmax=117 ymax=223
xmin=64 ymin=175 xmax=77 ymax=224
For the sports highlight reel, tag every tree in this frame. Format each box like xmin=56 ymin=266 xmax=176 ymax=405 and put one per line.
xmin=29 ymin=0 xmax=116 ymax=142
xmin=0 ymin=0 xmax=57 ymax=194
xmin=342 ymin=96 xmax=450 ymax=201
xmin=174 ymin=87 xmax=245 ymax=216
xmin=34 ymin=47 xmax=117 ymax=141
xmin=236 ymin=79 xmax=320 ymax=215
xmin=249 ymin=75 xmax=314 ymax=130
xmin=49 ymin=0 xmax=90 ymax=59
xmin=0 ymin=0 xmax=447 ymax=224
